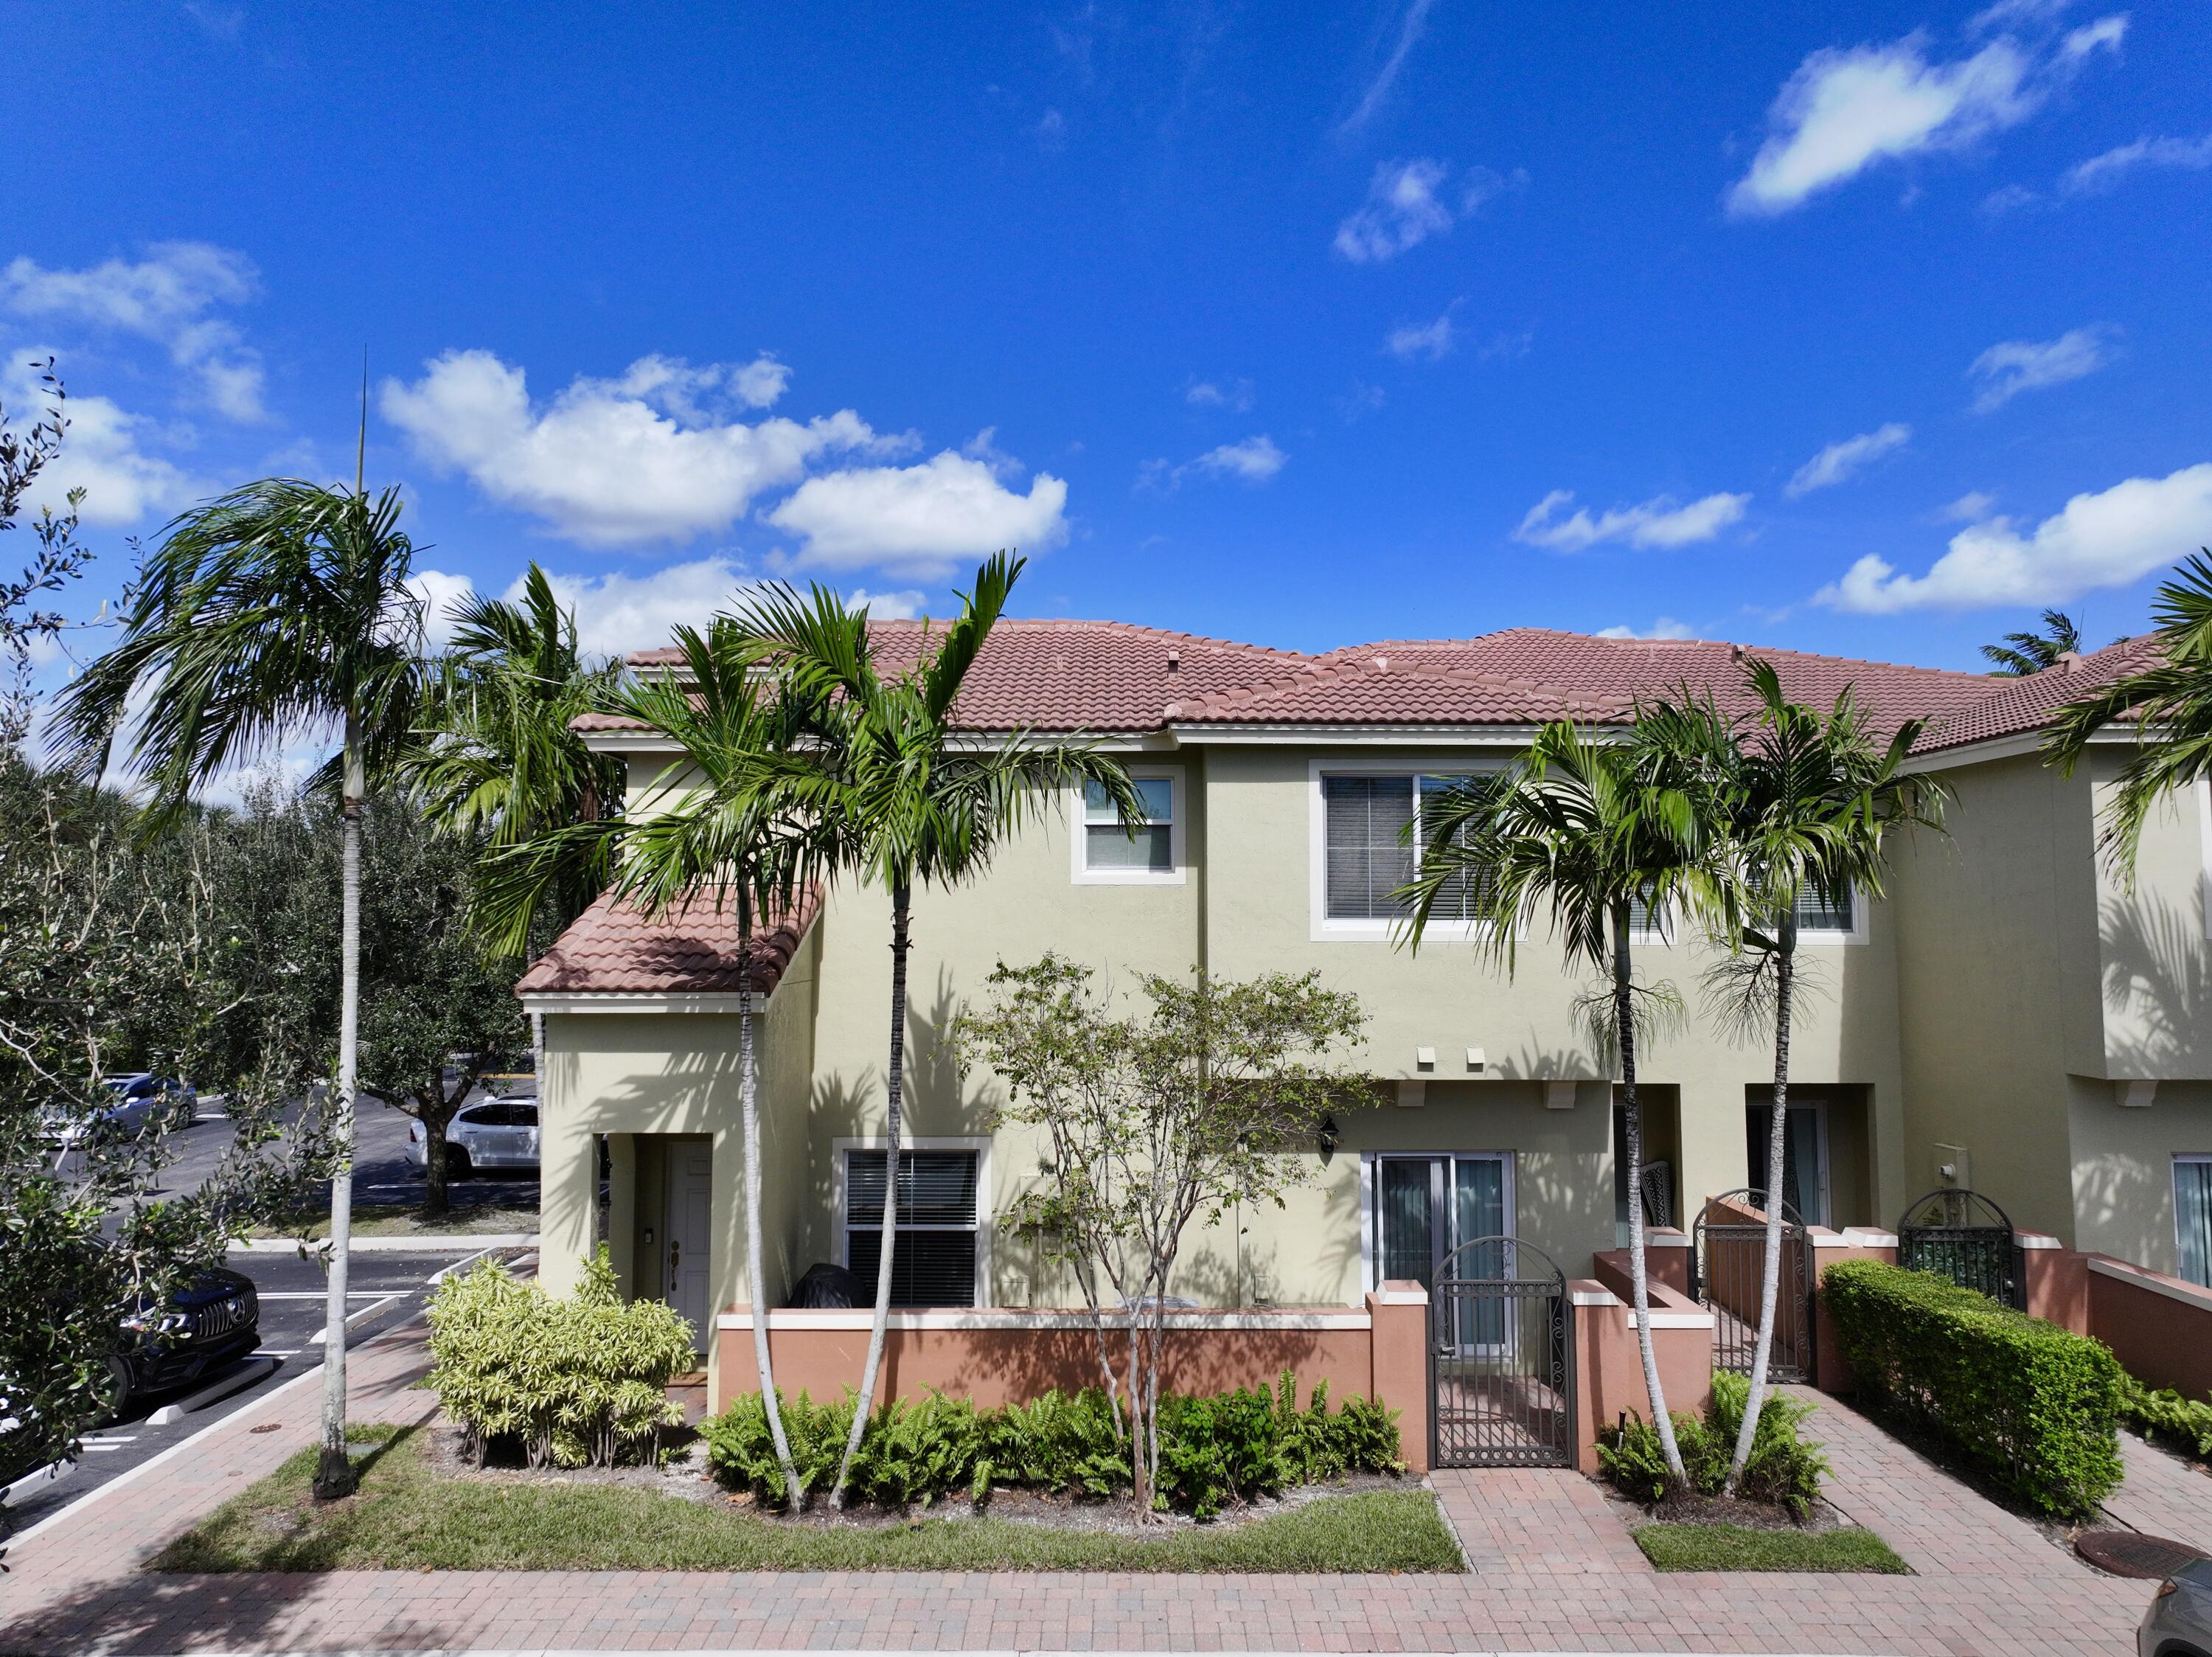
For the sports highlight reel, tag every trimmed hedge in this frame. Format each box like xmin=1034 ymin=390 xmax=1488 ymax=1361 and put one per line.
xmin=1822 ymin=1259 xmax=2124 ymax=1517
xmin=700 ymin=1372 xmax=1402 ymax=1518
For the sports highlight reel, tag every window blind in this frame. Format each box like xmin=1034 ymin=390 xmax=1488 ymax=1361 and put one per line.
xmin=846 ymin=1149 xmax=981 ymax=1307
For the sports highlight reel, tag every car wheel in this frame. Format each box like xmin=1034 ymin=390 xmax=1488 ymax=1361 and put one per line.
xmin=105 ymin=1355 xmax=133 ymax=1419
xmin=444 ymin=1145 xmax=473 ymax=1181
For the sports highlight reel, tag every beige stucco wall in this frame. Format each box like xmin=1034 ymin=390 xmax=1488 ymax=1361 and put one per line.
xmin=2069 ymin=1077 xmax=2212 ymax=1275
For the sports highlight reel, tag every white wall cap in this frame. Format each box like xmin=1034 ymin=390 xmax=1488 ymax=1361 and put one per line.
xmin=717 ymin=1307 xmax=1375 ymax=1332
xmin=2017 ymin=1232 xmax=2065 ymax=1250
xmin=1839 ymin=1227 xmax=1899 ymax=1246
xmin=1569 ymin=1286 xmax=1624 ymax=1308
xmin=1630 ymin=1310 xmax=1717 ymax=1330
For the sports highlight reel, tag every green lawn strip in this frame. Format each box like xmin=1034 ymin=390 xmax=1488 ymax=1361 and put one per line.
xmin=152 ymin=1426 xmax=1464 ymax=1574
xmin=1632 ymin=1521 xmax=1910 ymax=1574
xmin=245 ymin=1203 xmax=538 ymax=1239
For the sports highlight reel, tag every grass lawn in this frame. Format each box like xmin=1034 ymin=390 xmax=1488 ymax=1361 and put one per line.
xmin=1632 ymin=1521 xmax=1910 ymax=1574
xmin=246 ymin=1202 xmax=538 ymax=1239
xmin=152 ymin=1426 xmax=1466 ymax=1574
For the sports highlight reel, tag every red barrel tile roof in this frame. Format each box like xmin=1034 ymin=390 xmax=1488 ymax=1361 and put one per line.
xmin=516 ymin=885 xmax=821 ymax=998
xmin=1908 ymin=635 xmax=2162 ymax=754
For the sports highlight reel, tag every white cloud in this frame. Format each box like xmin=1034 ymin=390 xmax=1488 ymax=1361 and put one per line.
xmin=527 ymin=557 xmax=770 ymax=660
xmin=2 ymin=355 xmax=198 ymax=527
xmin=1 ymin=242 xmax=268 ymax=421
xmin=1385 ymin=313 xmax=1456 ymax=362
xmin=1184 ymin=378 xmax=1256 ymax=411
xmin=1969 ymin=0 xmax=2075 ymax=29
xmin=1190 ymin=435 xmax=1287 ymax=483
xmin=766 ymin=449 xmax=1069 ymax=577
xmin=846 ymin=587 xmax=928 ymax=620
xmin=1980 ymin=181 xmax=2042 ymax=215
xmin=1967 ymin=325 xmax=2113 ymax=411
xmin=1460 ymin=165 xmax=1527 ymax=212
xmin=380 ymin=349 xmax=883 ymax=547
xmin=2061 ymin=131 xmax=2212 ymax=195
xmin=1514 ymin=488 xmax=1751 ymax=552
xmin=1785 ymin=422 xmax=1912 ymax=497
xmin=1725 ymin=16 xmax=2124 ymax=218
xmin=1337 ymin=381 xmax=1387 ymax=423
xmin=1597 ymin=618 xmax=1697 ymax=641
xmin=405 ymin=568 xmax=478 ymax=652
xmin=1338 ymin=0 xmax=1437 ymax=135
xmin=1334 ymin=159 xmax=1453 ymax=263
xmin=1817 ymin=462 xmax=2212 ymax=613
xmin=1940 ymin=489 xmax=2000 ymax=521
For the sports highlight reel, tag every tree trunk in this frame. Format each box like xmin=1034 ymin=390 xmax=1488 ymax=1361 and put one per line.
xmin=737 ymin=898 xmax=803 ymax=1507
xmin=313 ymin=723 xmax=364 ymax=1501
xmin=1615 ymin=899 xmax=1686 ymax=1481
xmin=422 ymin=1096 xmax=450 ymax=1220
xmin=1728 ymin=917 xmax=1798 ymax=1489
xmin=833 ymin=881 xmax=911 ymax=1505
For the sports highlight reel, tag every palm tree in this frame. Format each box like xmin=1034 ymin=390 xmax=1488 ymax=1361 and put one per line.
xmin=2045 ymin=553 xmax=2212 ymax=881
xmin=735 ymin=553 xmax=1144 ymax=1505
xmin=52 ymin=456 xmax=425 ymax=1501
xmin=407 ymin=562 xmax=625 ymax=956
xmin=481 ymin=614 xmax=835 ymax=1506
xmin=1402 ymin=706 xmax=1740 ymax=1481
xmin=1982 ymin=609 xmax=2083 ymax=676
xmin=1707 ymin=661 xmax=1946 ymax=1490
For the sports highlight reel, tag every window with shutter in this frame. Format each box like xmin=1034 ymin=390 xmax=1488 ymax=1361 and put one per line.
xmin=844 ymin=1149 xmax=982 ymax=1307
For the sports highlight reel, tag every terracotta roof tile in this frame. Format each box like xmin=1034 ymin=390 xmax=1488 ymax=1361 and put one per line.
xmin=1164 ymin=657 xmax=1630 ymax=726
xmin=516 ymin=885 xmax=821 ymax=998
xmin=1911 ymin=635 xmax=2161 ymax=754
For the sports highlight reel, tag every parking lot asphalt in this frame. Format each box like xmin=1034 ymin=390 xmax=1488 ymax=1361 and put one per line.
xmin=4 ymin=1242 xmax=513 ymax=1536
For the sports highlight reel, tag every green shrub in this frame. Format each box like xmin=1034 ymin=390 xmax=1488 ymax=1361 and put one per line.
xmin=700 ymin=1370 xmax=1402 ymax=1518
xmin=425 ymin=1249 xmax=695 ymax=1468
xmin=1822 ymin=1259 xmax=2123 ymax=1518
xmin=2119 ymin=1375 xmax=2212 ymax=1459
xmin=1595 ymin=1372 xmax=1828 ymax=1519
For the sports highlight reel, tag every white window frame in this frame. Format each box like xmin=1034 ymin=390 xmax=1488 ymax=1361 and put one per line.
xmin=1310 ymin=763 xmax=1507 ymax=942
xmin=1071 ymin=765 xmax=1186 ymax=886
xmin=1791 ymin=882 xmax=1869 ymax=947
xmin=1357 ymin=1150 xmax=1517 ymax=1293
xmin=832 ymin=1136 xmax=994 ymax=1305
xmin=2177 ymin=1153 xmax=2212 ymax=1288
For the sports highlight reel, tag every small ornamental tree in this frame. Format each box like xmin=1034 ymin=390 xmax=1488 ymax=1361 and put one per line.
xmin=954 ymin=954 xmax=1377 ymax=1515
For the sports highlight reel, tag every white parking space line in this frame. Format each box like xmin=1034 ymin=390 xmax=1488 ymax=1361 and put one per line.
xmin=257 ymin=1290 xmax=410 ymax=1299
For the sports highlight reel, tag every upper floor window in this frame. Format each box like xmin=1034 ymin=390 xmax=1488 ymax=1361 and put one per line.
xmin=1075 ymin=769 xmax=1183 ymax=884
xmin=1321 ymin=774 xmax=1489 ymax=927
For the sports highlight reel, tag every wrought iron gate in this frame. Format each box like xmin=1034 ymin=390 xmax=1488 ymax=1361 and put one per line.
xmin=1430 ymin=1236 xmax=1573 ymax=1468
xmin=1692 ymin=1190 xmax=1812 ymax=1381
xmin=1897 ymin=1189 xmax=2023 ymax=1309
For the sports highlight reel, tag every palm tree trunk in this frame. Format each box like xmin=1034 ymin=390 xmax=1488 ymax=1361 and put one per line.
xmin=737 ymin=897 xmax=803 ymax=1507
xmin=313 ymin=723 xmax=364 ymax=1500
xmin=833 ymin=881 xmax=911 ymax=1505
xmin=1728 ymin=920 xmax=1797 ymax=1487
xmin=1615 ymin=900 xmax=1686 ymax=1481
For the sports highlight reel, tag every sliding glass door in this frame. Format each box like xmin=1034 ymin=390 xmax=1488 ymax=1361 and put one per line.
xmin=1371 ymin=1154 xmax=1513 ymax=1346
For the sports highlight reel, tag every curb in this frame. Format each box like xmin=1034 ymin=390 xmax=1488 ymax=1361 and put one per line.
xmin=229 ymin=1232 xmax=538 ymax=1254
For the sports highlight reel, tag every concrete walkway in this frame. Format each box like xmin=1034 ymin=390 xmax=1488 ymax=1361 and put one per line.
xmin=0 ymin=1331 xmax=2177 ymax=1656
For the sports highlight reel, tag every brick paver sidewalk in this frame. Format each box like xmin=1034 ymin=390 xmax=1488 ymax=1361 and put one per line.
xmin=0 ymin=1336 xmax=2166 ymax=1656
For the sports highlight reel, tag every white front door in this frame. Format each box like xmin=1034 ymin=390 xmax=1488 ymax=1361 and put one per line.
xmin=664 ymin=1144 xmax=713 ymax=1355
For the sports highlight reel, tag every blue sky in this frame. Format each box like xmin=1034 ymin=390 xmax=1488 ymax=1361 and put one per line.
xmin=10 ymin=0 xmax=2212 ymax=680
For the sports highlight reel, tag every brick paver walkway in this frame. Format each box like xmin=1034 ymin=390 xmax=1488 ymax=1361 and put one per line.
xmin=0 ymin=1336 xmax=2172 ymax=1656
xmin=2105 ymin=1432 xmax=2212 ymax=1550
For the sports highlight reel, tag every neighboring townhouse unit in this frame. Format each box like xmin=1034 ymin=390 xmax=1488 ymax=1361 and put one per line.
xmin=515 ymin=622 xmax=2212 ymax=1401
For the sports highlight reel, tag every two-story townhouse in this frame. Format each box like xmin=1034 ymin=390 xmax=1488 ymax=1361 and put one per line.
xmin=512 ymin=619 xmax=2212 ymax=1408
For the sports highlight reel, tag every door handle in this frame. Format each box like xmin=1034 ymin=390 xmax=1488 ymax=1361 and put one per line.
xmin=669 ymin=1240 xmax=681 ymax=1273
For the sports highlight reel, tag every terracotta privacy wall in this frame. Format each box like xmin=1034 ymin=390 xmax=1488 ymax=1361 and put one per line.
xmin=714 ymin=1288 xmax=1435 ymax=1471
xmin=2087 ymin=1255 xmax=2212 ymax=1400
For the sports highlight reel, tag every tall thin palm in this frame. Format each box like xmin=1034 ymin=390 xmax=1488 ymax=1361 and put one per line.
xmin=1705 ymin=661 xmax=1946 ymax=1489
xmin=2045 ymin=553 xmax=2212 ymax=881
xmin=484 ymin=616 xmax=833 ymax=1504
xmin=52 ymin=469 xmax=424 ymax=1501
xmin=737 ymin=552 xmax=1144 ymax=1505
xmin=1401 ymin=708 xmax=1740 ymax=1481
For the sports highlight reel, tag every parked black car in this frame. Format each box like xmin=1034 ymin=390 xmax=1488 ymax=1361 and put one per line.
xmin=109 ymin=1266 xmax=260 ymax=1414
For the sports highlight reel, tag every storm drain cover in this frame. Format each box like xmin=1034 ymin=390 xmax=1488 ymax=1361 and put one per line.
xmin=2076 ymin=1529 xmax=2209 ymax=1579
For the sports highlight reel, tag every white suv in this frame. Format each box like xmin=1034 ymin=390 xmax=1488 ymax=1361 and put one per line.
xmin=406 ymin=1098 xmax=541 ymax=1178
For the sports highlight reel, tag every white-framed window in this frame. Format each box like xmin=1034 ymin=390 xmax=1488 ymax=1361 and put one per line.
xmin=1790 ymin=881 xmax=1867 ymax=945
xmin=1311 ymin=767 xmax=1498 ymax=939
xmin=2177 ymin=1155 xmax=2212 ymax=1288
xmin=1071 ymin=768 xmax=1184 ymax=885
xmin=1357 ymin=1151 xmax=1517 ymax=1293
xmin=1625 ymin=891 xmax=1674 ymax=945
xmin=833 ymin=1136 xmax=992 ymax=1307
